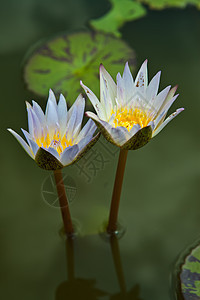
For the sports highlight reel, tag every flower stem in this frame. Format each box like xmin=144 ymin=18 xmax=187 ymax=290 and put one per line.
xmin=107 ymin=149 xmax=128 ymax=235
xmin=54 ymin=169 xmax=74 ymax=238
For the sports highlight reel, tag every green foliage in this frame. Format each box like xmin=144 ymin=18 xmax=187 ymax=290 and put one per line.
xmin=90 ymin=0 xmax=146 ymax=37
xmin=138 ymin=0 xmax=200 ymax=9
xmin=179 ymin=244 xmax=200 ymax=299
xmin=24 ymin=31 xmax=136 ymax=105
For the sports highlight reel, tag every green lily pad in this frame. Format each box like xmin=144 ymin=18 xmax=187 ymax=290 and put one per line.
xmin=177 ymin=242 xmax=200 ymax=299
xmin=138 ymin=0 xmax=200 ymax=9
xmin=24 ymin=31 xmax=136 ymax=105
xmin=90 ymin=0 xmax=146 ymax=37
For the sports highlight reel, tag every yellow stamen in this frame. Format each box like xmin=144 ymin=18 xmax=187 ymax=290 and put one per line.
xmin=113 ymin=107 xmax=152 ymax=131
xmin=36 ymin=131 xmax=73 ymax=155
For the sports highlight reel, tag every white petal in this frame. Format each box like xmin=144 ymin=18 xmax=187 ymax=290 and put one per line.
xmin=110 ymin=126 xmax=129 ymax=146
xmin=45 ymin=147 xmax=60 ymax=161
xmin=8 ymin=128 xmax=34 ymax=159
xmin=99 ymin=64 xmax=116 ymax=106
xmin=57 ymin=94 xmax=68 ymax=137
xmin=129 ymin=124 xmax=141 ymax=136
xmin=45 ymin=89 xmax=57 ymax=115
xmin=65 ymin=99 xmax=78 ymax=141
xmin=32 ymin=101 xmax=46 ymax=128
xmin=60 ymin=144 xmax=79 ymax=166
xmin=157 ymin=85 xmax=178 ymax=115
xmin=26 ymin=102 xmax=34 ymax=137
xmin=135 ymin=59 xmax=148 ymax=89
xmin=75 ymin=119 xmax=96 ymax=143
xmin=26 ymin=102 xmax=41 ymax=140
xmin=116 ymin=72 xmax=125 ymax=107
xmin=77 ymin=134 xmax=93 ymax=151
xmin=146 ymin=71 xmax=161 ymax=103
xmin=80 ymin=80 xmax=106 ymax=120
xmin=85 ymin=111 xmax=101 ymax=123
xmin=152 ymin=85 xmax=171 ymax=112
xmin=155 ymin=94 xmax=179 ymax=127
xmin=70 ymin=94 xmax=85 ymax=138
xmin=21 ymin=129 xmax=39 ymax=156
xmin=122 ymin=62 xmax=134 ymax=104
xmin=46 ymin=98 xmax=58 ymax=137
xmin=152 ymin=108 xmax=184 ymax=137
xmin=100 ymin=79 xmax=112 ymax=119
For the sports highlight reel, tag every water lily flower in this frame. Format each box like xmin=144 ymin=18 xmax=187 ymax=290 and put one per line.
xmin=80 ymin=60 xmax=184 ymax=150
xmin=8 ymin=90 xmax=99 ymax=170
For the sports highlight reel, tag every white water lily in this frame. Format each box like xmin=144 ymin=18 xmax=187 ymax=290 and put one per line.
xmin=8 ymin=90 xmax=99 ymax=170
xmin=81 ymin=60 xmax=184 ymax=150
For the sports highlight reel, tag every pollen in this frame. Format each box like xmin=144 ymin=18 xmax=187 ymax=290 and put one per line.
xmin=113 ymin=107 xmax=152 ymax=131
xmin=36 ymin=131 xmax=73 ymax=155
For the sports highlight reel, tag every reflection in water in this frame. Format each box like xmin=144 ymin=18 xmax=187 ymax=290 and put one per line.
xmin=109 ymin=236 xmax=142 ymax=300
xmin=55 ymin=238 xmax=107 ymax=300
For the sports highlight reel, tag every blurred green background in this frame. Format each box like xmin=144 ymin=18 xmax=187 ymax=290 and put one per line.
xmin=1 ymin=0 xmax=200 ymax=299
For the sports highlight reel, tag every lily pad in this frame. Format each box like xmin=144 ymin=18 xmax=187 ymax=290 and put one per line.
xmin=177 ymin=242 xmax=200 ymax=299
xmin=90 ymin=0 xmax=146 ymax=37
xmin=24 ymin=31 xmax=136 ymax=105
xmin=138 ymin=0 xmax=200 ymax=9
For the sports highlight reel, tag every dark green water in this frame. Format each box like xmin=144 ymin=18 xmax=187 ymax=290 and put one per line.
xmin=1 ymin=1 xmax=200 ymax=299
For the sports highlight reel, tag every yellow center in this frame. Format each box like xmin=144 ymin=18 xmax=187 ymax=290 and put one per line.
xmin=113 ymin=108 xmax=152 ymax=131
xmin=36 ymin=132 xmax=73 ymax=155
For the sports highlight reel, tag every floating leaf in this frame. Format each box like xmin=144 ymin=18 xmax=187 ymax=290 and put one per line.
xmin=138 ymin=0 xmax=200 ymax=9
xmin=24 ymin=31 xmax=136 ymax=105
xmin=177 ymin=242 xmax=200 ymax=299
xmin=90 ymin=0 xmax=146 ymax=37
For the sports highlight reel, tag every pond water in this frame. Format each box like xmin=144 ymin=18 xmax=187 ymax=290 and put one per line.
xmin=1 ymin=1 xmax=200 ymax=299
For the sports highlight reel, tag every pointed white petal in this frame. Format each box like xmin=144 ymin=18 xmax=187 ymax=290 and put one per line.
xmin=157 ymin=85 xmax=178 ymax=115
xmin=122 ymin=62 xmax=134 ymax=104
xmin=110 ymin=126 xmax=129 ymax=146
xmin=77 ymin=134 xmax=93 ymax=151
xmin=152 ymin=108 xmax=184 ymax=137
xmin=26 ymin=102 xmax=42 ymax=140
xmin=155 ymin=94 xmax=179 ymax=127
xmin=21 ymin=129 xmax=39 ymax=155
xmin=75 ymin=119 xmax=96 ymax=143
xmin=99 ymin=64 xmax=116 ymax=106
xmin=60 ymin=144 xmax=79 ymax=166
xmin=129 ymin=124 xmax=141 ymax=136
xmin=71 ymin=94 xmax=85 ymax=138
xmin=65 ymin=100 xmax=78 ymax=141
xmin=45 ymin=147 xmax=60 ymax=161
xmin=152 ymin=85 xmax=171 ymax=112
xmin=57 ymin=94 xmax=68 ymax=136
xmin=146 ymin=71 xmax=161 ymax=103
xmin=80 ymin=80 xmax=106 ymax=120
xmin=100 ymin=71 xmax=112 ymax=118
xmin=116 ymin=72 xmax=125 ymax=107
xmin=32 ymin=101 xmax=46 ymax=128
xmin=85 ymin=111 xmax=101 ymax=123
xmin=135 ymin=59 xmax=148 ymax=89
xmin=26 ymin=102 xmax=34 ymax=137
xmin=45 ymin=89 xmax=57 ymax=115
xmin=8 ymin=128 xmax=34 ymax=159
xmin=46 ymin=98 xmax=58 ymax=137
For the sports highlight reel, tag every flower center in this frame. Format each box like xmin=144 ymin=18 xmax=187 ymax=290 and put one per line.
xmin=113 ymin=108 xmax=152 ymax=131
xmin=36 ymin=131 xmax=73 ymax=155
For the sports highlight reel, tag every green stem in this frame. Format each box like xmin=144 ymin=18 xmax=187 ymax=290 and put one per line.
xmin=107 ymin=149 xmax=128 ymax=235
xmin=54 ymin=169 xmax=74 ymax=238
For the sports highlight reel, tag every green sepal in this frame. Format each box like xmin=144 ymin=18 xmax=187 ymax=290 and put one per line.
xmin=35 ymin=147 xmax=63 ymax=170
xmin=93 ymin=120 xmax=152 ymax=150
xmin=121 ymin=126 xmax=152 ymax=150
